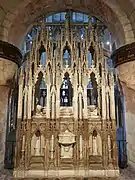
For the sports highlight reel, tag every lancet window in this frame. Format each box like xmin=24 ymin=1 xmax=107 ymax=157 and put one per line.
xmin=63 ymin=46 xmax=71 ymax=67
xmin=35 ymin=72 xmax=47 ymax=109
xmin=39 ymin=42 xmax=46 ymax=66
xmin=60 ymin=73 xmax=73 ymax=106
xmin=87 ymin=73 xmax=98 ymax=106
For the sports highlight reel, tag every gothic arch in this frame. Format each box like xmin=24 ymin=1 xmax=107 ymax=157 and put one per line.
xmin=62 ymin=44 xmax=71 ymax=67
xmin=1 ymin=0 xmax=135 ymax=47
xmin=60 ymin=72 xmax=73 ymax=106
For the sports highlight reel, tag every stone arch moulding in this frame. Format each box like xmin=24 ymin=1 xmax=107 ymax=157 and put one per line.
xmin=0 ymin=0 xmax=135 ymax=47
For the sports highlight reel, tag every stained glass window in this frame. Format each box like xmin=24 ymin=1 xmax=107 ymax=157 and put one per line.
xmin=22 ymin=11 xmax=113 ymax=55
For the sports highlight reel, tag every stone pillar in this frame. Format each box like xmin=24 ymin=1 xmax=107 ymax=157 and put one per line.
xmin=0 ymin=40 xmax=22 ymax=166
xmin=112 ymin=42 xmax=135 ymax=168
xmin=52 ymin=92 xmax=55 ymax=119
xmin=46 ymin=85 xmax=51 ymax=119
xmin=56 ymin=85 xmax=60 ymax=119
xmin=101 ymin=71 xmax=108 ymax=168
xmin=79 ymin=93 xmax=82 ymax=119
xmin=83 ymin=87 xmax=88 ymax=119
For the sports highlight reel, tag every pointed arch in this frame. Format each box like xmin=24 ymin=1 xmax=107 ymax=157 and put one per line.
xmin=31 ymin=129 xmax=45 ymax=156
xmin=39 ymin=41 xmax=46 ymax=67
xmin=87 ymin=72 xmax=98 ymax=106
xmin=60 ymin=72 xmax=73 ymax=106
xmin=35 ymin=72 xmax=47 ymax=110
xmin=63 ymin=42 xmax=71 ymax=67
xmin=88 ymin=42 xmax=95 ymax=68
xmin=90 ymin=129 xmax=102 ymax=156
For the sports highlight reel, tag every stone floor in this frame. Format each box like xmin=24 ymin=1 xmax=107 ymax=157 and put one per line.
xmin=0 ymin=166 xmax=135 ymax=179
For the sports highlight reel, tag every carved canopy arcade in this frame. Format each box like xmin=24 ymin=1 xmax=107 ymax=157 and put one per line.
xmin=13 ymin=11 xmax=119 ymax=179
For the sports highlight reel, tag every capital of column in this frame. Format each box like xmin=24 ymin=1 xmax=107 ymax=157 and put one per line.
xmin=111 ymin=42 xmax=135 ymax=68
xmin=111 ymin=42 xmax=135 ymax=92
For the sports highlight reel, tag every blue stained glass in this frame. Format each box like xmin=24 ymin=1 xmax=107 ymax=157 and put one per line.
xmin=72 ymin=12 xmax=76 ymax=21
xmin=81 ymin=28 xmax=85 ymax=39
xmin=76 ymin=13 xmax=83 ymax=22
xmin=88 ymin=52 xmax=92 ymax=68
xmin=53 ymin=13 xmax=61 ymax=21
xmin=83 ymin=14 xmax=88 ymax=22
xmin=22 ymin=11 xmax=113 ymax=55
xmin=41 ymin=52 xmax=46 ymax=67
xmin=87 ymin=81 xmax=92 ymax=89
xmin=46 ymin=15 xmax=52 ymax=22
xmin=40 ymin=80 xmax=47 ymax=89
xmin=60 ymin=12 xmax=66 ymax=21
xmin=91 ymin=17 xmax=96 ymax=23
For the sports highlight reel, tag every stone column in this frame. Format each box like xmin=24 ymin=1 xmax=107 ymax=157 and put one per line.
xmin=73 ymin=71 xmax=78 ymax=120
xmin=110 ymin=72 xmax=116 ymax=120
xmin=101 ymin=72 xmax=106 ymax=120
xmin=83 ymin=86 xmax=88 ymax=119
xmin=52 ymin=92 xmax=55 ymax=119
xmin=79 ymin=93 xmax=82 ymax=119
xmin=101 ymin=70 xmax=108 ymax=168
xmin=0 ymin=40 xmax=22 ymax=166
xmin=46 ymin=85 xmax=51 ymax=119
xmin=112 ymin=42 xmax=135 ymax=168
xmin=56 ymin=85 xmax=60 ymax=119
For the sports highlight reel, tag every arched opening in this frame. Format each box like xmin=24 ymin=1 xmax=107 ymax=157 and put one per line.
xmin=88 ymin=43 xmax=95 ymax=68
xmin=63 ymin=45 xmax=71 ymax=67
xmin=87 ymin=72 xmax=98 ymax=106
xmin=31 ymin=130 xmax=45 ymax=156
xmin=60 ymin=72 xmax=73 ymax=106
xmin=4 ymin=75 xmax=18 ymax=169
xmin=35 ymin=72 xmax=47 ymax=110
xmin=39 ymin=41 xmax=46 ymax=67
xmin=115 ymin=79 xmax=127 ymax=168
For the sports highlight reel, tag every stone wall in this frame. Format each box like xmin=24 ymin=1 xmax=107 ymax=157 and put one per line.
xmin=0 ymin=86 xmax=9 ymax=164
xmin=0 ymin=58 xmax=17 ymax=165
xmin=117 ymin=61 xmax=135 ymax=167
xmin=112 ymin=42 xmax=135 ymax=168
xmin=0 ymin=41 xmax=22 ymax=166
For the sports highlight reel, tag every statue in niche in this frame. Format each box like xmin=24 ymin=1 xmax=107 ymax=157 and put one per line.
xmin=35 ymin=137 xmax=40 ymax=156
xmin=63 ymin=48 xmax=71 ymax=67
xmin=34 ymin=130 xmax=45 ymax=156
xmin=92 ymin=130 xmax=102 ymax=156
xmin=92 ymin=130 xmax=98 ymax=155
xmin=34 ymin=130 xmax=41 ymax=156
xmin=31 ymin=131 xmax=45 ymax=156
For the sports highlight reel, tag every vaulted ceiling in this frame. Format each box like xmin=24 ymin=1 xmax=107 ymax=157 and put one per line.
xmin=0 ymin=0 xmax=135 ymax=48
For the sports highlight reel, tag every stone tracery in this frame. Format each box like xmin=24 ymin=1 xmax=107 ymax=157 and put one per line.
xmin=13 ymin=11 xmax=119 ymax=179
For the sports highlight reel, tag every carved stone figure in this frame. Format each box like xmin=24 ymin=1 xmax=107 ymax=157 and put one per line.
xmin=35 ymin=104 xmax=43 ymax=117
xmin=93 ymin=136 xmax=98 ymax=155
xmin=35 ymin=137 xmax=41 ymax=156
